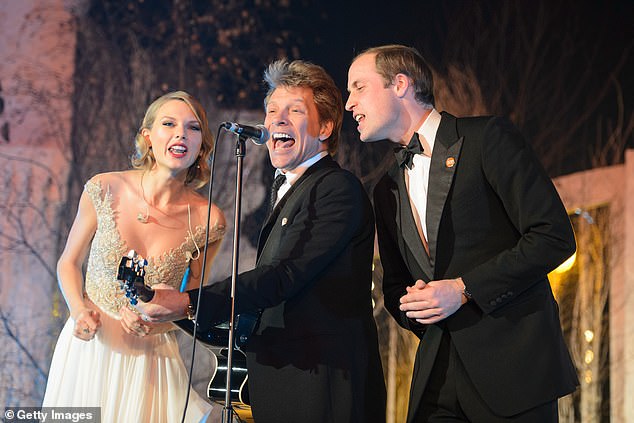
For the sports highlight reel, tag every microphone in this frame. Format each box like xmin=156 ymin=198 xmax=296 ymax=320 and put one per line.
xmin=221 ymin=122 xmax=269 ymax=145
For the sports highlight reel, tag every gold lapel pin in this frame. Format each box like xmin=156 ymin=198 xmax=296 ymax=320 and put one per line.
xmin=445 ymin=157 xmax=456 ymax=168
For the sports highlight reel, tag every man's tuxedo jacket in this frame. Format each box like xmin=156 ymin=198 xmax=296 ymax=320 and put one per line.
xmin=374 ymin=112 xmax=578 ymax=420
xmin=193 ymin=156 xmax=386 ymax=423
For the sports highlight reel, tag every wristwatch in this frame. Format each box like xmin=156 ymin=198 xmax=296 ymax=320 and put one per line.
xmin=462 ymin=285 xmax=473 ymax=301
xmin=185 ymin=293 xmax=196 ymax=321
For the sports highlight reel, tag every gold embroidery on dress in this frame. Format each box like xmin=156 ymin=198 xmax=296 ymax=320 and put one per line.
xmin=83 ymin=180 xmax=225 ymax=319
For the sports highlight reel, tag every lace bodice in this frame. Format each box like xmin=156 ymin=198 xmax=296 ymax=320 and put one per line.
xmin=83 ymin=180 xmax=225 ymax=319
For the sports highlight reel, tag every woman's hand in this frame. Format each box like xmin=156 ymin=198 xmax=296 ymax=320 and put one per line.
xmin=72 ymin=308 xmax=101 ymax=341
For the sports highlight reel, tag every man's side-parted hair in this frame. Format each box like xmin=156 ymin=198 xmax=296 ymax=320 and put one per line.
xmin=263 ymin=60 xmax=343 ymax=155
xmin=131 ymin=90 xmax=213 ymax=188
xmin=358 ymin=44 xmax=435 ymax=107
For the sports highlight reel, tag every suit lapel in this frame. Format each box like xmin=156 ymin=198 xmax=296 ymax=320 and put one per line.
xmin=426 ymin=113 xmax=463 ymax=263
xmin=388 ymin=112 xmax=463 ymax=279
xmin=388 ymin=164 xmax=433 ymax=281
xmin=256 ymin=156 xmax=338 ymax=258
xmin=258 ymin=197 xmax=286 ymax=257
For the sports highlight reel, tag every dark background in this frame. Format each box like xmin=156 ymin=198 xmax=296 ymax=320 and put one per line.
xmin=82 ymin=0 xmax=633 ymax=178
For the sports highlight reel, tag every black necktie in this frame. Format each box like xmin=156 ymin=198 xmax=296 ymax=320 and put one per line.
xmin=268 ymin=173 xmax=287 ymax=214
xmin=394 ymin=133 xmax=424 ymax=170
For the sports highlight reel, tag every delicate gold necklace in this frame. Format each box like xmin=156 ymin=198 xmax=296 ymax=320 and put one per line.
xmin=136 ymin=171 xmax=201 ymax=261
xmin=137 ymin=171 xmax=150 ymax=224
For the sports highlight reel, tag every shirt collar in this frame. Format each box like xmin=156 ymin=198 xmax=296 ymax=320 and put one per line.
xmin=275 ymin=151 xmax=329 ymax=185
xmin=417 ymin=108 xmax=441 ymax=156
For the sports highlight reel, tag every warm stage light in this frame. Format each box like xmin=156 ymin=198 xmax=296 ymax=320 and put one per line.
xmin=552 ymin=252 xmax=577 ymax=274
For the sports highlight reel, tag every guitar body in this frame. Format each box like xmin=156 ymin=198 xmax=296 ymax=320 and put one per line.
xmin=208 ymin=348 xmax=250 ymax=407
xmin=173 ymin=311 xmax=259 ymax=349
xmin=173 ymin=312 xmax=260 ymax=414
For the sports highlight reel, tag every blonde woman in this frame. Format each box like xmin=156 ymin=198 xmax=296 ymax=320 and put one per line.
xmin=43 ymin=91 xmax=225 ymax=422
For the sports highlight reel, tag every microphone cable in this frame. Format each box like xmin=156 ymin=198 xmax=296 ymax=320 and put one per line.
xmin=180 ymin=125 xmax=222 ymax=423
xmin=181 ymin=122 xmax=260 ymax=423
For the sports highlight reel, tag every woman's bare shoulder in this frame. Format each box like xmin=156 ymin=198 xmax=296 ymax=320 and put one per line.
xmin=189 ymin=190 xmax=226 ymax=229
xmin=88 ymin=170 xmax=139 ymax=193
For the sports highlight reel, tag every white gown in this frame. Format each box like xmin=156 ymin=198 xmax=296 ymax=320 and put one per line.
xmin=43 ymin=180 xmax=225 ymax=423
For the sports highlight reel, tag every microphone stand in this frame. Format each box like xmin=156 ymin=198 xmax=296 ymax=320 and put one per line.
xmin=222 ymin=134 xmax=248 ymax=423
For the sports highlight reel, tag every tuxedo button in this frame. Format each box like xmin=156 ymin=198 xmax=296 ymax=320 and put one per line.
xmin=490 ymin=300 xmax=497 ymax=306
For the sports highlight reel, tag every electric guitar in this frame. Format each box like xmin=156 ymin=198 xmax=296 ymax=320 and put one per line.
xmin=117 ymin=251 xmax=257 ymax=410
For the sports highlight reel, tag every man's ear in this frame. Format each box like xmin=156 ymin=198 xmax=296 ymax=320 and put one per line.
xmin=319 ymin=120 xmax=334 ymax=141
xmin=393 ymin=73 xmax=411 ymax=98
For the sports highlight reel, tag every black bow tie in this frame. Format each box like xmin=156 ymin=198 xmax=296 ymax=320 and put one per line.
xmin=394 ymin=133 xmax=424 ymax=169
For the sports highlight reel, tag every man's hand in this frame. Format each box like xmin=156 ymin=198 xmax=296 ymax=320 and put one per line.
xmin=399 ymin=277 xmax=466 ymax=324
xmin=134 ymin=284 xmax=190 ymax=323
xmin=120 ymin=307 xmax=151 ymax=336
xmin=120 ymin=307 xmax=175 ymax=336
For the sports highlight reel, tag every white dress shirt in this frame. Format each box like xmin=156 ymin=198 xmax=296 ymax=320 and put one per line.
xmin=405 ymin=108 xmax=442 ymax=244
xmin=274 ymin=151 xmax=329 ymax=205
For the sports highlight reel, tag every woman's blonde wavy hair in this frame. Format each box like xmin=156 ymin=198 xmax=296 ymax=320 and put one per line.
xmin=131 ymin=91 xmax=214 ymax=188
